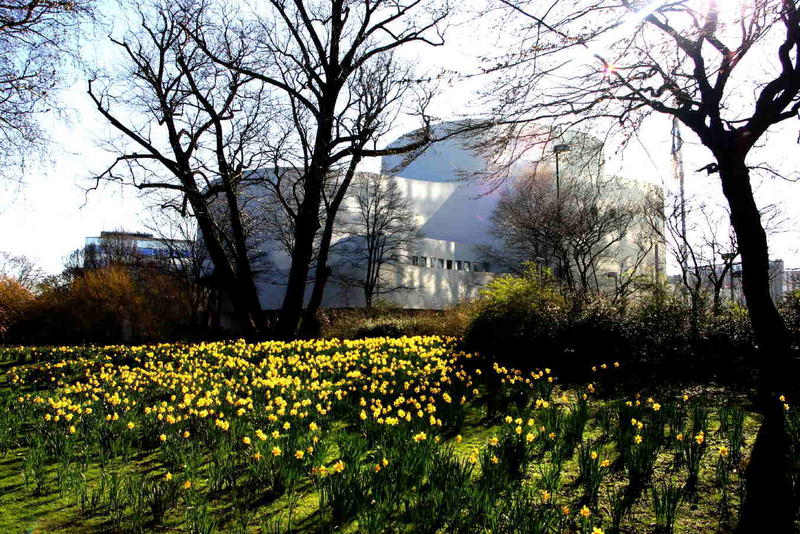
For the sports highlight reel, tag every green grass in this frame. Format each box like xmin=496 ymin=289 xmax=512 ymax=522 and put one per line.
xmin=0 ymin=399 xmax=761 ymax=532
xmin=0 ymin=346 xmax=774 ymax=533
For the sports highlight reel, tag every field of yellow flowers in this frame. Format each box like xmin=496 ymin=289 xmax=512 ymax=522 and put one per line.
xmin=0 ymin=336 xmax=792 ymax=533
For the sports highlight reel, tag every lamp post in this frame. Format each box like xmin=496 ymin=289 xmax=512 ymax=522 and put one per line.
xmin=552 ymin=143 xmax=570 ymax=283
xmin=534 ymin=256 xmax=545 ymax=285
xmin=606 ymin=271 xmax=619 ymax=293
xmin=553 ymin=143 xmax=571 ymax=203
xmin=721 ymin=252 xmax=737 ymax=302
xmin=374 ymin=231 xmax=386 ymax=301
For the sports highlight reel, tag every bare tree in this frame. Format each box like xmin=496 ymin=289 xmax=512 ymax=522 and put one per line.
xmin=489 ymin=168 xmax=646 ymax=298
xmin=63 ymin=230 xmax=180 ymax=279
xmin=184 ymin=0 xmax=445 ymax=337
xmin=646 ymin=192 xmax=786 ymax=318
xmin=0 ymin=1 xmax=93 ymax=178
xmin=144 ymin=212 xmax=211 ymax=329
xmin=333 ymin=173 xmax=419 ymax=307
xmin=608 ymin=225 xmax=662 ymax=306
xmin=0 ymin=250 xmax=43 ymax=289
xmin=697 ymin=208 xmax=740 ymax=314
xmin=88 ymin=3 xmax=271 ymax=335
xmin=644 ymin=192 xmax=728 ymax=329
xmin=485 ymin=2 xmax=800 ymax=525
xmin=703 ymin=202 xmax=784 ymax=312
xmin=301 ymin=59 xmax=434 ymax=334
xmin=485 ymin=0 xmax=800 ymax=370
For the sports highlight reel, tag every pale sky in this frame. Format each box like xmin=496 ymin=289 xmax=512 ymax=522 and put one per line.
xmin=1 ymin=1 xmax=798 ymax=275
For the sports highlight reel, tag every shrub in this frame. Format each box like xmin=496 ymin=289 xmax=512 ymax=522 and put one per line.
xmin=566 ymin=297 xmax=628 ymax=380
xmin=0 ymin=276 xmax=34 ymax=340
xmin=318 ymin=302 xmax=474 ymax=339
xmin=779 ymin=290 xmax=800 ymax=348
xmin=353 ymin=320 xmax=407 ymax=338
xmin=621 ymin=289 xmax=696 ymax=380
xmin=5 ymin=265 xmax=203 ymax=346
xmin=464 ymin=268 xmax=766 ymax=387
xmin=464 ymin=265 xmax=567 ymax=370
xmin=703 ymin=304 xmax=755 ymax=383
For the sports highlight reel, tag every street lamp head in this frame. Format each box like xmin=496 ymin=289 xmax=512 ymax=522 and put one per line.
xmin=553 ymin=144 xmax=571 ymax=154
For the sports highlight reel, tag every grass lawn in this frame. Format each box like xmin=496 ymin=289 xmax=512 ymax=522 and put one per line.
xmin=0 ymin=338 xmax=785 ymax=533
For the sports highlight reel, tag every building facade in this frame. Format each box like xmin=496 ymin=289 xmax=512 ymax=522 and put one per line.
xmin=691 ymin=259 xmax=787 ymax=304
xmin=85 ymin=231 xmax=191 ymax=262
xmin=204 ymin=124 xmax=663 ymax=326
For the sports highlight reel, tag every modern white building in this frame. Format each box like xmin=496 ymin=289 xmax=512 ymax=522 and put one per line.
xmin=219 ymin=123 xmax=663 ymax=315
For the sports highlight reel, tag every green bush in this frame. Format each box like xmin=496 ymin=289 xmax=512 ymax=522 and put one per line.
xmin=464 ymin=265 xmax=567 ymax=370
xmin=621 ymin=289 xmax=695 ymax=380
xmin=464 ymin=266 xmax=761 ymax=386
xmin=567 ymin=297 xmax=628 ymax=379
xmin=703 ymin=303 xmax=755 ymax=383
xmin=318 ymin=302 xmax=474 ymax=339
xmin=779 ymin=290 xmax=800 ymax=348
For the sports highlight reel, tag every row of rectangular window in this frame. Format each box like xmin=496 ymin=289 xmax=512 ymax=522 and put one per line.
xmin=410 ymin=256 xmax=490 ymax=272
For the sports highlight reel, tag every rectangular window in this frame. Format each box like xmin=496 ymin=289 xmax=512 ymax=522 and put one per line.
xmin=455 ymin=260 xmax=462 ymax=271
xmin=419 ymin=256 xmax=427 ymax=267
xmin=437 ymin=258 xmax=445 ymax=269
xmin=473 ymin=262 xmax=482 ymax=272
xmin=483 ymin=262 xmax=491 ymax=272
xmin=411 ymin=256 xmax=418 ymax=266
xmin=464 ymin=261 xmax=471 ymax=271
xmin=446 ymin=259 xmax=453 ymax=270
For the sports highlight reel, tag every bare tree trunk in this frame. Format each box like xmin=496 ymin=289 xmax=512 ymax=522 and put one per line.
xmin=276 ymin=97 xmax=338 ymax=337
xmin=304 ymin=217 xmax=337 ymax=335
xmin=689 ymin=284 xmax=704 ymax=340
xmin=712 ymin=281 xmax=723 ymax=314
xmin=718 ymin=156 xmax=792 ymax=393
xmin=191 ymin=202 xmax=259 ymax=336
xmin=278 ymin=189 xmax=322 ymax=338
xmin=364 ymin=285 xmax=373 ymax=308
xmin=711 ymin=263 xmax=733 ymax=316
xmin=364 ymin=250 xmax=374 ymax=308
xmin=301 ymin=161 xmax=361 ymax=337
xmin=220 ymin=182 xmax=263 ymax=336
xmin=301 ymin=264 xmax=329 ymax=338
xmin=717 ymin=155 xmax=795 ymax=533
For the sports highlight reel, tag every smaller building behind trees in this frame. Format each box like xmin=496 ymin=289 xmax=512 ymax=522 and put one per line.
xmin=0 ymin=230 xmax=209 ymax=344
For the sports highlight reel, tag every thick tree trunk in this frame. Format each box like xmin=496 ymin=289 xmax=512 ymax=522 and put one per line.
xmin=715 ymin=155 xmax=795 ymax=533
xmin=190 ymin=199 xmax=261 ymax=336
xmin=220 ymin=174 xmax=264 ymax=336
xmin=717 ymin=156 xmax=792 ymax=393
xmin=301 ymin=265 xmax=330 ymax=338
xmin=364 ymin=283 xmax=374 ymax=308
xmin=232 ymin=277 xmax=263 ymax=336
xmin=301 ymin=160 xmax=360 ymax=337
xmin=276 ymin=101 xmax=337 ymax=338
xmin=277 ymin=189 xmax=322 ymax=338
xmin=712 ymin=283 xmax=722 ymax=315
